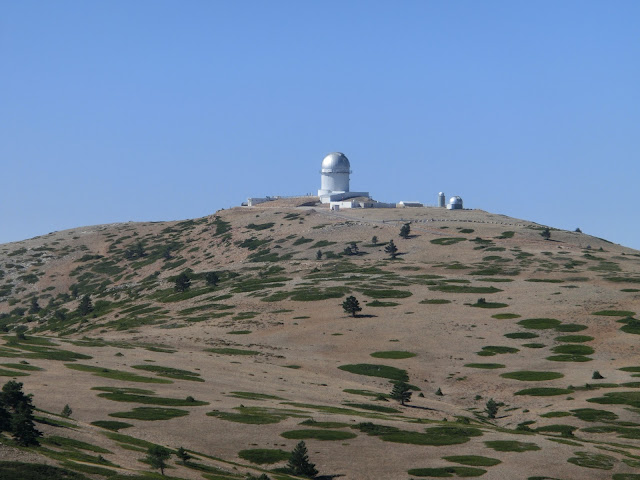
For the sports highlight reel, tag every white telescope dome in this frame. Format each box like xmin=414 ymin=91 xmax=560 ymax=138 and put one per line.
xmin=450 ymin=196 xmax=462 ymax=204
xmin=321 ymin=152 xmax=351 ymax=173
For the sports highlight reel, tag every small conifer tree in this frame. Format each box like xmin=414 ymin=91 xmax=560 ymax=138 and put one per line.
xmin=316 ymin=250 xmax=322 ymax=260
xmin=61 ymin=404 xmax=72 ymax=418
xmin=176 ymin=446 xmax=191 ymax=464
xmin=174 ymin=272 xmax=191 ymax=292
xmin=400 ymin=223 xmax=411 ymax=239
xmin=342 ymin=296 xmax=362 ymax=317
xmin=390 ymin=381 xmax=412 ymax=406
xmin=77 ymin=295 xmax=93 ymax=316
xmin=540 ymin=227 xmax=551 ymax=240
xmin=486 ymin=398 xmax=499 ymax=419
xmin=385 ymin=239 xmax=399 ymax=259
xmin=146 ymin=445 xmax=171 ymax=475
xmin=287 ymin=441 xmax=318 ymax=478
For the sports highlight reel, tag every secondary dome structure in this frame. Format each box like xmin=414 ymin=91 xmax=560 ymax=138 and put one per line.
xmin=317 ymin=152 xmax=369 ymax=204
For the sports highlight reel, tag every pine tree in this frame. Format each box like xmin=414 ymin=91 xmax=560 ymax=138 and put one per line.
xmin=540 ymin=227 xmax=551 ymax=240
xmin=390 ymin=381 xmax=412 ymax=406
xmin=77 ymin=295 xmax=93 ymax=316
xmin=342 ymin=296 xmax=362 ymax=317
xmin=385 ymin=239 xmax=399 ymax=259
xmin=28 ymin=297 xmax=40 ymax=314
xmin=176 ymin=446 xmax=191 ymax=464
xmin=486 ymin=398 xmax=499 ymax=419
xmin=174 ymin=272 xmax=191 ymax=292
xmin=205 ymin=272 xmax=219 ymax=287
xmin=316 ymin=250 xmax=322 ymax=260
xmin=61 ymin=404 xmax=72 ymax=418
xmin=146 ymin=445 xmax=171 ymax=475
xmin=287 ymin=441 xmax=318 ymax=478
xmin=11 ymin=403 xmax=41 ymax=446
xmin=371 ymin=236 xmax=378 ymax=245
xmin=399 ymin=223 xmax=411 ymax=239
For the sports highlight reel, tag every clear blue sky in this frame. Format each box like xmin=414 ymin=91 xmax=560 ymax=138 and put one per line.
xmin=2 ymin=1 xmax=639 ymax=249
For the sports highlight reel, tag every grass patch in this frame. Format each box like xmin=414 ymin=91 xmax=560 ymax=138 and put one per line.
xmin=464 ymin=363 xmax=505 ymax=369
xmin=407 ymin=466 xmax=486 ymax=477
xmin=94 ymin=389 xmax=208 ymax=406
xmin=238 ymin=448 xmax=290 ymax=464
xmin=515 ymin=388 xmax=573 ymax=396
xmin=518 ymin=318 xmax=562 ymax=329
xmin=555 ymin=323 xmax=588 ymax=332
xmin=523 ymin=343 xmax=546 ymax=349
xmin=492 ymin=313 xmax=521 ymax=319
xmin=207 ymin=406 xmax=302 ymax=424
xmin=478 ymin=346 xmax=519 ymax=355
xmin=368 ymin=300 xmax=399 ymax=307
xmin=419 ymin=299 xmax=451 ymax=304
xmin=570 ymin=408 xmax=618 ymax=422
xmin=471 ymin=301 xmax=508 ymax=309
xmin=592 ymin=310 xmax=635 ymax=316
xmin=540 ymin=411 xmax=572 ymax=418
xmin=370 ymin=351 xmax=416 ymax=359
xmin=567 ymin=451 xmax=616 ymax=470
xmin=382 ymin=425 xmax=483 ymax=446
xmin=205 ymin=348 xmax=259 ymax=356
xmin=504 ymin=332 xmax=538 ymax=339
xmin=228 ymin=392 xmax=283 ymax=401
xmin=281 ymin=429 xmax=357 ymax=441
xmin=343 ymin=402 xmax=400 ymax=413
xmin=587 ymin=391 xmax=640 ymax=408
xmin=443 ymin=455 xmax=501 ymax=466
xmin=109 ymin=407 xmax=189 ymax=421
xmin=246 ymin=222 xmax=275 ymax=231
xmin=0 ymin=462 xmax=92 ymax=480
xmin=525 ymin=279 xmax=565 ymax=283
xmin=227 ymin=330 xmax=251 ymax=335
xmin=430 ymin=238 xmax=467 ymax=246
xmin=0 ymin=368 xmax=29 ymax=377
xmin=90 ymin=420 xmax=133 ymax=431
xmin=0 ymin=363 xmax=44 ymax=371
xmin=299 ymin=419 xmax=351 ymax=429
xmin=554 ymin=335 xmax=593 ymax=343
xmin=551 ymin=344 xmax=594 ymax=355
xmin=484 ymin=440 xmax=540 ymax=452
xmin=64 ymin=364 xmax=172 ymax=383
xmin=429 ymin=285 xmax=502 ymax=294
xmin=546 ymin=354 xmax=592 ymax=362
xmin=338 ymin=363 xmax=408 ymax=382
xmin=360 ymin=289 xmax=412 ymax=299
xmin=131 ymin=364 xmax=202 ymax=381
xmin=500 ymin=371 xmax=564 ymax=381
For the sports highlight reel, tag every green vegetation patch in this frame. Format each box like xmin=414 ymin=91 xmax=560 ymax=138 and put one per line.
xmin=0 ymin=363 xmax=44 ymax=371
xmin=500 ymin=371 xmax=564 ymax=381
xmin=238 ymin=448 xmax=290 ymax=464
xmin=464 ymin=363 xmax=505 ymax=369
xmin=515 ymin=388 xmax=574 ymax=396
xmin=525 ymin=279 xmax=565 ymax=283
xmin=343 ymin=402 xmax=400 ymax=413
xmin=593 ymin=310 xmax=635 ymax=316
xmin=382 ymin=425 xmax=483 ymax=446
xmin=207 ymin=406 xmax=303 ymax=424
xmin=546 ymin=354 xmax=592 ymax=362
xmin=504 ymin=332 xmax=538 ymax=339
xmin=478 ymin=346 xmax=519 ymax=355
xmin=205 ymin=347 xmax=259 ymax=356
xmin=567 ymin=451 xmax=616 ymax=470
xmin=280 ymin=429 xmax=357 ymax=441
xmin=228 ymin=392 xmax=283 ymax=401
xmin=338 ymin=363 xmax=408 ymax=382
xmin=94 ymin=389 xmax=208 ymax=406
xmin=471 ymin=301 xmax=508 ymax=309
xmin=227 ymin=330 xmax=251 ymax=335
xmin=555 ymin=323 xmax=588 ymax=332
xmin=64 ymin=364 xmax=172 ymax=383
xmin=368 ymin=300 xmax=399 ymax=307
xmin=551 ymin=344 xmax=594 ymax=355
xmin=407 ymin=466 xmax=486 ymax=477
xmin=0 ymin=368 xmax=29 ymax=377
xmin=300 ymin=419 xmax=351 ymax=429
xmin=0 ymin=461 xmax=91 ymax=480
xmin=443 ymin=455 xmax=501 ymax=467
xmin=246 ymin=222 xmax=275 ymax=231
xmin=131 ymin=364 xmax=202 ymax=381
xmin=109 ymin=407 xmax=189 ymax=421
xmin=570 ymin=408 xmax=618 ymax=422
xmin=429 ymin=285 xmax=502 ymax=294
xmin=484 ymin=440 xmax=541 ymax=452
xmin=587 ymin=391 xmax=640 ymax=408
xmin=523 ymin=343 xmax=546 ymax=349
xmin=90 ymin=420 xmax=133 ymax=431
xmin=360 ymin=289 xmax=412 ymax=299
xmin=492 ymin=313 xmax=521 ymax=319
xmin=431 ymin=237 xmax=467 ymax=245
xmin=420 ymin=299 xmax=451 ymax=304
xmin=370 ymin=351 xmax=416 ymax=359
xmin=554 ymin=335 xmax=594 ymax=343
xmin=518 ymin=318 xmax=562 ymax=329
xmin=540 ymin=411 xmax=572 ymax=418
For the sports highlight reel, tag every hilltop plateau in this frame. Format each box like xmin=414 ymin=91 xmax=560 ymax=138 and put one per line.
xmin=1 ymin=199 xmax=640 ymax=480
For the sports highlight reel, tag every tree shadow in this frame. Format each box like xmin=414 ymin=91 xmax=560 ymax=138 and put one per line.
xmin=405 ymin=404 xmax=438 ymax=412
xmin=354 ymin=314 xmax=378 ymax=318
xmin=317 ymin=475 xmax=346 ymax=480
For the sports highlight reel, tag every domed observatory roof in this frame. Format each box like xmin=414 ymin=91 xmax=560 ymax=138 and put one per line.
xmin=321 ymin=152 xmax=351 ymax=173
xmin=447 ymin=196 xmax=463 ymax=210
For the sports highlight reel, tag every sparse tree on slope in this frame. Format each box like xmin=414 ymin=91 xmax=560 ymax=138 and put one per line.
xmin=385 ymin=239 xmax=399 ymax=259
xmin=174 ymin=272 xmax=191 ymax=292
xmin=176 ymin=446 xmax=191 ymax=465
xmin=342 ymin=296 xmax=362 ymax=318
xmin=287 ymin=441 xmax=318 ymax=478
xmin=390 ymin=381 xmax=412 ymax=406
xmin=77 ymin=295 xmax=93 ymax=316
xmin=400 ymin=223 xmax=411 ymax=239
xmin=540 ymin=227 xmax=551 ymax=240
xmin=486 ymin=398 xmax=499 ymax=419
xmin=146 ymin=445 xmax=171 ymax=475
xmin=205 ymin=271 xmax=219 ymax=287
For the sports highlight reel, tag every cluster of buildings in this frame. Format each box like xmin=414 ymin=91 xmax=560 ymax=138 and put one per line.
xmin=247 ymin=152 xmax=464 ymax=211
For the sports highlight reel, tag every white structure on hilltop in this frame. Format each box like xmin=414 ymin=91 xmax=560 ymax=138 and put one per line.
xmin=318 ymin=152 xmax=369 ymax=204
xmin=438 ymin=192 xmax=446 ymax=208
xmin=447 ymin=196 xmax=463 ymax=210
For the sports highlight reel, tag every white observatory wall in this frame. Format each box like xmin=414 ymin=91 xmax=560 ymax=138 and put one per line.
xmin=321 ymin=172 xmax=349 ymax=193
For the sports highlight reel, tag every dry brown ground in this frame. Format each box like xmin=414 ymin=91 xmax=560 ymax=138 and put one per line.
xmin=1 ymin=200 xmax=640 ymax=479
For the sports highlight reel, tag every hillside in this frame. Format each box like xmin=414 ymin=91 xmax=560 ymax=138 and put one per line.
xmin=1 ymin=199 xmax=640 ymax=480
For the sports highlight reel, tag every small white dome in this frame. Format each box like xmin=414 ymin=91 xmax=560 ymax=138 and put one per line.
xmin=449 ymin=196 xmax=463 ymax=205
xmin=321 ymin=152 xmax=350 ymax=173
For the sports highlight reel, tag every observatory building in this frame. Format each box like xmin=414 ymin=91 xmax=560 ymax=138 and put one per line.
xmin=318 ymin=152 xmax=369 ymax=204
xmin=447 ymin=196 xmax=463 ymax=210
